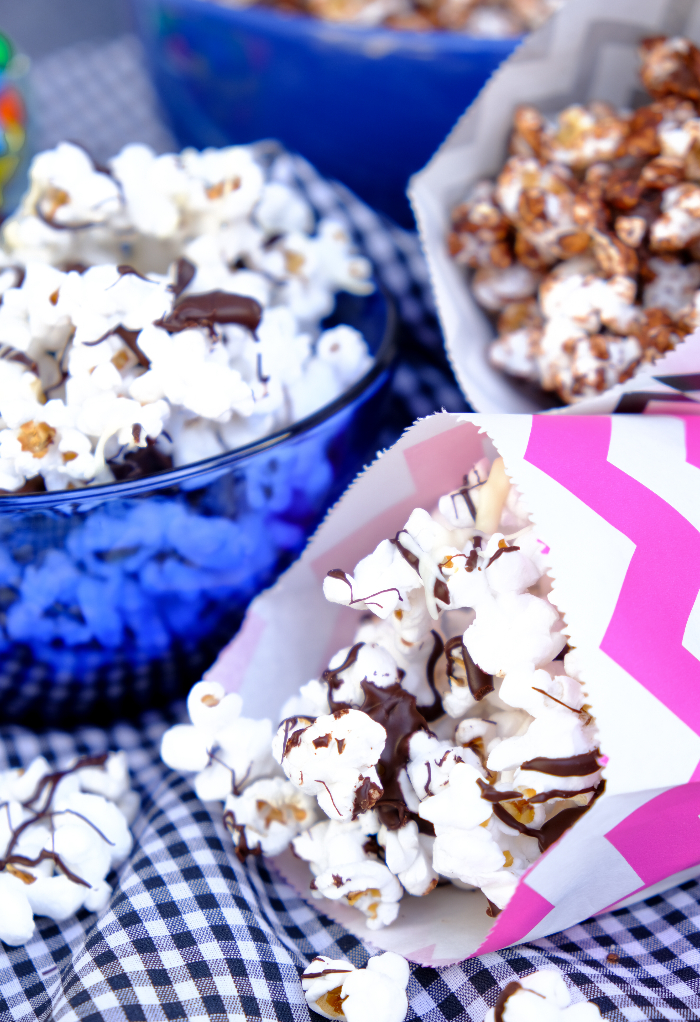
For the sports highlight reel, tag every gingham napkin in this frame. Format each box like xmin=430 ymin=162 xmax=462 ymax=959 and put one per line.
xmin=2 ymin=714 xmax=700 ymax=1022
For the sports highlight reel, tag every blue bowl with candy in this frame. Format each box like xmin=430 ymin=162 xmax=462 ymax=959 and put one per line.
xmin=0 ymin=287 xmax=396 ymax=728
xmin=131 ymin=0 xmax=520 ymax=227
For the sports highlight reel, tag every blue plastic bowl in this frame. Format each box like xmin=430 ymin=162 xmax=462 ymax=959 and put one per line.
xmin=0 ymin=289 xmax=396 ymax=728
xmin=131 ymin=0 xmax=520 ymax=226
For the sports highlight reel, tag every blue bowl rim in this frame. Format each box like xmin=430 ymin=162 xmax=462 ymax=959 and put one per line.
xmin=0 ymin=289 xmax=397 ymax=509
xmin=135 ymin=0 xmax=524 ymax=51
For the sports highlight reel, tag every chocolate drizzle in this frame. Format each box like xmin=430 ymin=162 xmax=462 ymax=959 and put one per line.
xmin=486 ymin=543 xmax=520 ymax=568
xmin=85 ymin=323 xmax=150 ymax=368
xmin=169 ymin=258 xmax=196 ymax=298
xmin=390 ymin=531 xmax=420 ymax=574
xmin=0 ymin=752 xmax=112 ymax=888
xmin=324 ymin=570 xmax=402 ymax=610
xmin=493 ymin=780 xmax=605 ymax=852
xmin=444 ymin=635 xmax=494 ymax=702
xmin=323 ymin=643 xmax=364 ymax=704
xmin=520 ymin=749 xmax=601 ymax=777
xmin=356 ymin=679 xmax=430 ymax=830
xmin=109 ymin=438 xmax=173 ymax=482
xmin=0 ymin=345 xmax=38 ymax=374
xmin=419 ymin=631 xmax=445 ymax=723
xmin=223 ymin=808 xmax=262 ymax=863
xmin=493 ymin=982 xmax=523 ymax=1022
xmin=155 ymin=290 xmax=262 ymax=335
xmin=477 ymin=779 xmax=522 ymax=803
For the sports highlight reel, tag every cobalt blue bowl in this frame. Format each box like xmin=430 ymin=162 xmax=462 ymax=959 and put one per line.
xmin=0 ymin=289 xmax=396 ymax=728
xmin=131 ymin=0 xmax=520 ymax=227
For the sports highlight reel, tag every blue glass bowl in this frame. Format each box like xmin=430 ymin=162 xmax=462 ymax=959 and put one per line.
xmin=0 ymin=289 xmax=396 ymax=728
xmin=131 ymin=0 xmax=520 ymax=227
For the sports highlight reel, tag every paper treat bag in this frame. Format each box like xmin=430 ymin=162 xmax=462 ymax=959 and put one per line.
xmin=206 ymin=412 xmax=700 ymax=964
xmin=409 ymin=0 xmax=700 ymax=415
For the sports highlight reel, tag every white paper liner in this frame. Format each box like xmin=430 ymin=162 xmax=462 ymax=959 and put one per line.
xmin=409 ymin=0 xmax=700 ymax=414
xmin=207 ymin=412 xmax=700 ymax=961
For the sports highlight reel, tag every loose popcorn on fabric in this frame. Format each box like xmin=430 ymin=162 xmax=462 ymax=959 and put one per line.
xmin=0 ymin=141 xmax=374 ymax=491
xmin=448 ymin=35 xmax=700 ymax=404
xmin=161 ymin=451 xmax=605 ymax=930
xmin=0 ymin=750 xmax=137 ymax=946
xmin=301 ymin=952 xmax=409 ymax=1022
xmin=485 ymin=970 xmax=603 ymax=1021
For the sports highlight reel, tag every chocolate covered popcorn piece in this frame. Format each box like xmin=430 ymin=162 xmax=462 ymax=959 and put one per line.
xmin=449 ymin=35 xmax=700 ymax=403
xmin=0 ymin=143 xmax=375 ymax=489
xmin=302 ymin=952 xmax=409 ymax=1022
xmin=0 ymin=751 xmax=137 ymax=946
xmin=293 ymin=815 xmax=403 ymax=928
xmin=485 ymin=970 xmax=603 ymax=1021
xmin=223 ymin=777 xmax=315 ymax=859
xmin=273 ymin=709 xmax=385 ymax=821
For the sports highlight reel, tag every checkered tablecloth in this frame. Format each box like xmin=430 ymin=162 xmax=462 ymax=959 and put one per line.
xmin=2 ymin=714 xmax=700 ymax=1022
xmin=0 ymin=32 xmax=698 ymax=1022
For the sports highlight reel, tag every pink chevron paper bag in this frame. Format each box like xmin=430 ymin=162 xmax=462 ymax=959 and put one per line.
xmin=207 ymin=412 xmax=700 ymax=964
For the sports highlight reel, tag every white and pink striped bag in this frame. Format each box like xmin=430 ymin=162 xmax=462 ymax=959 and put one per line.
xmin=206 ymin=411 xmax=700 ymax=965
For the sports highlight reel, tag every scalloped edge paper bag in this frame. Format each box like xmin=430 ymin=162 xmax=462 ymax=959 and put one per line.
xmin=205 ymin=412 xmax=700 ymax=964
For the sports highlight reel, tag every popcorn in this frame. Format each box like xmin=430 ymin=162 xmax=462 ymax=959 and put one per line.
xmin=449 ymin=35 xmax=700 ymax=403
xmin=223 ymin=777 xmax=315 ymax=858
xmin=485 ymin=970 xmax=603 ymax=1021
xmin=208 ymin=0 xmax=560 ymax=37
xmin=160 ymin=680 xmax=275 ymax=802
xmin=293 ymin=815 xmax=403 ymax=928
xmin=302 ymin=952 xmax=409 ymax=1022
xmin=272 ymin=710 xmax=386 ymax=821
xmin=165 ymin=454 xmax=604 ymax=931
xmin=0 ymin=142 xmax=375 ymax=489
xmin=0 ymin=751 xmax=136 ymax=946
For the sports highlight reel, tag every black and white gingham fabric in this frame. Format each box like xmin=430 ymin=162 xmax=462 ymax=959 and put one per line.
xmin=1 ymin=714 xmax=700 ymax=1022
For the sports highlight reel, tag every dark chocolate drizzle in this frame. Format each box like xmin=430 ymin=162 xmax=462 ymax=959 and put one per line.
xmin=169 ymin=258 xmax=196 ymax=298
xmin=109 ymin=439 xmax=173 ymax=482
xmin=0 ymin=752 xmax=111 ymax=888
xmin=444 ymin=635 xmax=494 ymax=702
xmin=84 ymin=323 xmax=150 ymax=368
xmin=477 ymin=779 xmax=522 ymax=803
xmin=155 ymin=290 xmax=262 ymax=335
xmin=323 ymin=643 xmax=364 ymax=704
xmin=390 ymin=531 xmax=421 ymax=575
xmin=520 ymin=749 xmax=601 ymax=777
xmin=356 ymin=679 xmax=430 ymax=830
xmin=486 ymin=543 xmax=520 ymax=569
xmin=116 ymin=264 xmax=151 ymax=282
xmin=493 ymin=780 xmax=605 ymax=853
xmin=0 ymin=345 xmax=38 ymax=374
xmin=223 ymin=808 xmax=262 ymax=863
xmin=324 ymin=569 xmax=402 ymax=610
xmin=493 ymin=982 xmax=523 ymax=1022
xmin=419 ymin=631 xmax=445 ymax=723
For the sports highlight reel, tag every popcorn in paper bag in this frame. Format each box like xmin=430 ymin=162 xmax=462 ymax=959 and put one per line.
xmin=179 ymin=411 xmax=700 ymax=964
xmin=411 ymin=0 xmax=700 ymax=415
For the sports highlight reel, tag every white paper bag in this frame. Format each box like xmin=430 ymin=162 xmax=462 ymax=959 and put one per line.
xmin=410 ymin=0 xmax=700 ymax=415
xmin=206 ymin=412 xmax=700 ymax=964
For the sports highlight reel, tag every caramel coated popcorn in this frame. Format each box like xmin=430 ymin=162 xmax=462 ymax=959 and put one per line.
xmin=448 ymin=35 xmax=700 ymax=403
xmin=204 ymin=0 xmax=560 ymax=36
